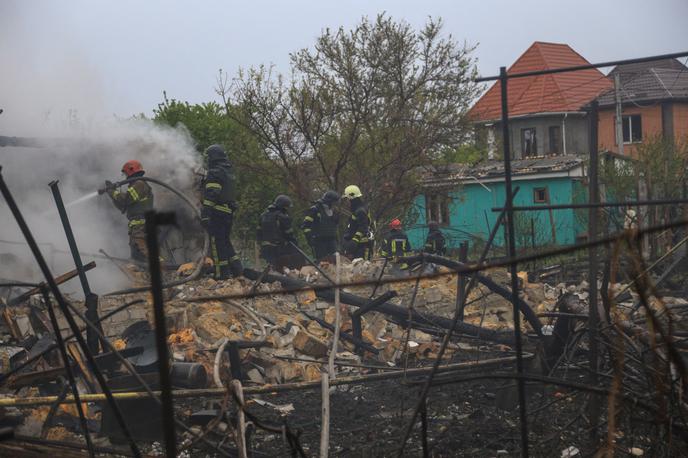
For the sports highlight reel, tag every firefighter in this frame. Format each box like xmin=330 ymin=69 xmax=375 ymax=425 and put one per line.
xmin=301 ymin=190 xmax=340 ymax=260
xmin=257 ymin=195 xmax=297 ymax=269
xmin=380 ymin=218 xmax=411 ymax=269
xmin=104 ymin=160 xmax=153 ymax=262
xmin=423 ymin=220 xmax=446 ymax=256
xmin=342 ymin=185 xmax=371 ymax=260
xmin=201 ymin=144 xmax=243 ymax=279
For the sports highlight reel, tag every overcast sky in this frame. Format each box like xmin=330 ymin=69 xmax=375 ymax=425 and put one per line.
xmin=1 ymin=0 xmax=687 ymax=131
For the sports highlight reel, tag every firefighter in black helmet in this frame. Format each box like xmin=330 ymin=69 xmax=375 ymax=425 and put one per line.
xmin=301 ymin=190 xmax=339 ymax=260
xmin=423 ymin=221 xmax=446 ymax=256
xmin=201 ymin=144 xmax=243 ymax=279
xmin=257 ymin=195 xmax=297 ymax=269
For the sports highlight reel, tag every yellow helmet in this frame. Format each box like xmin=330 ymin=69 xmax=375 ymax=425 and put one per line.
xmin=343 ymin=184 xmax=363 ymax=199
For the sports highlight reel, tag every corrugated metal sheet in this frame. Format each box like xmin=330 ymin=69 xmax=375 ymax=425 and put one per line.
xmin=470 ymin=42 xmax=612 ymax=121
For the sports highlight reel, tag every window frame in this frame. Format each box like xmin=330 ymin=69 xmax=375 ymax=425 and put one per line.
xmin=548 ymin=125 xmax=561 ymax=155
xmin=533 ymin=187 xmax=549 ymax=204
xmin=621 ymin=114 xmax=642 ymax=144
xmin=425 ymin=193 xmax=450 ymax=226
xmin=521 ymin=127 xmax=538 ymax=157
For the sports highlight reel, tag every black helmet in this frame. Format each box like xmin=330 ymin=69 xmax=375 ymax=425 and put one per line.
xmin=428 ymin=221 xmax=439 ymax=231
xmin=205 ymin=144 xmax=226 ymax=163
xmin=274 ymin=195 xmax=292 ymax=209
xmin=322 ymin=190 xmax=339 ymax=205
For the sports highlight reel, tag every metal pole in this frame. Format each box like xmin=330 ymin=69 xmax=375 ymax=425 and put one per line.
xmin=49 ymin=180 xmax=102 ymax=354
xmin=40 ymin=287 xmax=95 ymax=458
xmin=48 ymin=181 xmax=92 ymax=295
xmin=499 ymin=66 xmax=529 ymax=457
xmin=289 ymin=241 xmax=336 ymax=284
xmin=144 ymin=210 xmax=177 ymax=458
xmin=456 ymin=241 xmax=468 ymax=321
xmin=587 ymin=100 xmax=601 ymax=437
xmin=0 ymin=167 xmax=141 ymax=458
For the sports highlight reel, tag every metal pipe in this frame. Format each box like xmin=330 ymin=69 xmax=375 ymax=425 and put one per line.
xmin=587 ymin=101 xmax=601 ymax=438
xmin=492 ymin=197 xmax=688 ymax=212
xmin=475 ymin=50 xmax=688 ymax=83
xmin=499 ymin=66 xmax=529 ymax=457
xmin=0 ymin=167 xmax=142 ymax=458
xmin=144 ymin=210 xmax=177 ymax=458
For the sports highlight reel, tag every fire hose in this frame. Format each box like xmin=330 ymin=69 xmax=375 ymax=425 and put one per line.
xmin=99 ymin=176 xmax=210 ymax=296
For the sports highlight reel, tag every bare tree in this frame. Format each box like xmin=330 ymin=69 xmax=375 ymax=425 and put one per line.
xmin=223 ymin=14 xmax=480 ymax=228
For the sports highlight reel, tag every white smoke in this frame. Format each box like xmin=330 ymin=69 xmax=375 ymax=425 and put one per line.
xmin=0 ymin=2 xmax=201 ymax=296
xmin=0 ymin=121 xmax=201 ymax=295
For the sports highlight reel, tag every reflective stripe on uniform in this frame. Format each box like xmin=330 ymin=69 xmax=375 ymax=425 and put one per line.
xmin=128 ymin=219 xmax=145 ymax=228
xmin=214 ymin=204 xmax=232 ymax=213
xmin=203 ymin=199 xmax=232 ymax=213
xmin=205 ymin=182 xmax=222 ymax=190
xmin=127 ymin=187 xmax=140 ymax=201
xmin=303 ymin=216 xmax=314 ymax=222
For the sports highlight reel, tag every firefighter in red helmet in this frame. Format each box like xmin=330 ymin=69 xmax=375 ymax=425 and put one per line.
xmin=380 ymin=218 xmax=411 ymax=269
xmin=103 ymin=160 xmax=154 ymax=262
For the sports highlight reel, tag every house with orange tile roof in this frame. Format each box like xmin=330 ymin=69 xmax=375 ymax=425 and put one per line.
xmin=595 ymin=58 xmax=688 ymax=157
xmin=407 ymin=42 xmax=613 ymax=250
xmin=470 ymin=42 xmax=612 ymax=159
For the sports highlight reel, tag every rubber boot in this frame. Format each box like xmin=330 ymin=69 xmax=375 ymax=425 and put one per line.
xmin=230 ymin=258 xmax=244 ymax=278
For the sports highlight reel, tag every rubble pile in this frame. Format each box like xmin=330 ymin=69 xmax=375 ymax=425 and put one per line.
xmin=2 ymin=256 xmax=688 ymax=455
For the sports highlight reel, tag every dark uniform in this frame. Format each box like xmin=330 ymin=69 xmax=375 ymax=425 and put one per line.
xmin=343 ymin=198 xmax=371 ymax=260
xmin=108 ymin=177 xmax=153 ymax=262
xmin=380 ymin=229 xmax=411 ymax=259
xmin=380 ymin=228 xmax=411 ymax=269
xmin=301 ymin=194 xmax=339 ymax=260
xmin=202 ymin=145 xmax=242 ymax=279
xmin=257 ymin=199 xmax=297 ymax=269
xmin=424 ymin=227 xmax=446 ymax=256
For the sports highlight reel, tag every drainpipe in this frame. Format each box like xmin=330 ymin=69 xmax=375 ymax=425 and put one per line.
xmin=562 ymin=112 xmax=568 ymax=155
xmin=464 ymin=176 xmax=492 ymax=192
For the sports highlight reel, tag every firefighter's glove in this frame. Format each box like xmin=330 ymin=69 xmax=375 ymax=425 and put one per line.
xmin=105 ymin=180 xmax=115 ymax=191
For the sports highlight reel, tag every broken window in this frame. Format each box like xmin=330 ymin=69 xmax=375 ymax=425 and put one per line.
xmin=533 ymin=187 xmax=549 ymax=203
xmin=425 ymin=193 xmax=450 ymax=226
xmin=521 ymin=128 xmax=537 ymax=157
xmin=548 ymin=126 xmax=561 ymax=155
xmin=622 ymin=115 xmax=642 ymax=143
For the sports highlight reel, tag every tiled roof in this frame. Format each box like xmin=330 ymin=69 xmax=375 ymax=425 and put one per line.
xmin=597 ymin=59 xmax=688 ymax=106
xmin=421 ymin=155 xmax=584 ymax=187
xmin=469 ymin=42 xmax=612 ymax=121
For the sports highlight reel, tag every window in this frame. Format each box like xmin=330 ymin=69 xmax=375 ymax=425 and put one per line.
xmin=548 ymin=126 xmax=561 ymax=155
xmin=521 ymin=128 xmax=537 ymax=157
xmin=425 ymin=193 xmax=450 ymax=226
xmin=533 ymin=187 xmax=549 ymax=203
xmin=622 ymin=115 xmax=642 ymax=143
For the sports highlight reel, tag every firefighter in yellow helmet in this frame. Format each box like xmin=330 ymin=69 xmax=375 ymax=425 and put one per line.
xmin=341 ymin=185 xmax=372 ymax=259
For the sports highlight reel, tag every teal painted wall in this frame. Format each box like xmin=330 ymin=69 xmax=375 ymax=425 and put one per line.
xmin=407 ymin=177 xmax=586 ymax=251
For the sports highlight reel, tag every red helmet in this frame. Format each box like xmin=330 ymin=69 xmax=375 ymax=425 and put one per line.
xmin=389 ymin=218 xmax=402 ymax=230
xmin=121 ymin=160 xmax=144 ymax=177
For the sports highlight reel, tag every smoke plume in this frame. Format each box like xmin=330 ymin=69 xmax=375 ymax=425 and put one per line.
xmin=0 ymin=3 xmax=201 ymax=295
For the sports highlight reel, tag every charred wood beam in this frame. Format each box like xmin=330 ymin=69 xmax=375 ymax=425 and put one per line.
xmin=7 ymin=261 xmax=97 ymax=306
xmin=0 ymin=355 xmax=533 ymax=407
xmin=301 ymin=311 xmax=380 ymax=355
xmin=398 ymin=254 xmax=543 ymax=336
xmin=242 ymin=268 xmax=515 ymax=345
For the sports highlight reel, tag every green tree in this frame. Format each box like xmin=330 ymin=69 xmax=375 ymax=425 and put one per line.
xmin=152 ymin=93 xmax=283 ymax=243
xmin=222 ymin=14 xmax=480 ymax=230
